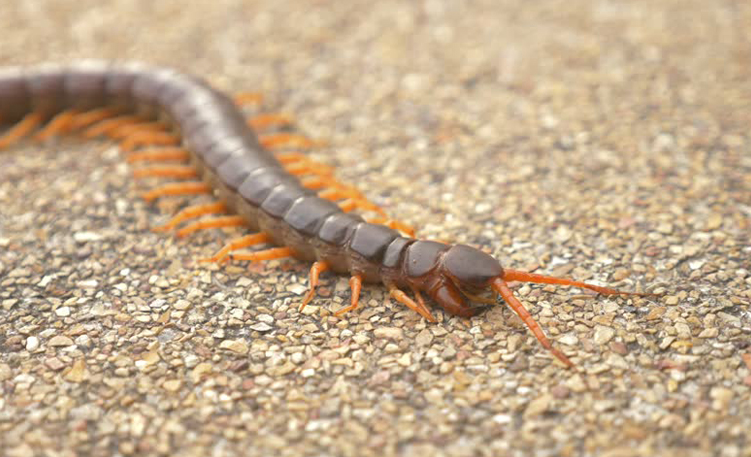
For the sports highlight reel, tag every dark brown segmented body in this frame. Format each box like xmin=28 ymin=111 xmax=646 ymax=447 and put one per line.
xmin=0 ymin=62 xmax=447 ymax=290
xmin=1 ymin=61 xmax=653 ymax=368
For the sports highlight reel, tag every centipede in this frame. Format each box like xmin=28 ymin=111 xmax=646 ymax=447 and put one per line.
xmin=0 ymin=61 xmax=654 ymax=368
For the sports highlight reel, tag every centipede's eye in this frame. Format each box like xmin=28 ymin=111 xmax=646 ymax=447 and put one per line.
xmin=443 ymin=245 xmax=503 ymax=288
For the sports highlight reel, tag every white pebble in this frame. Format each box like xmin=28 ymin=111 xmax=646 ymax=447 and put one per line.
xmin=25 ymin=337 xmax=40 ymax=351
xmin=55 ymin=307 xmax=71 ymax=317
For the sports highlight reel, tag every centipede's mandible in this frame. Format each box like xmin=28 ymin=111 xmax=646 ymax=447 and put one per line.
xmin=0 ymin=61 xmax=655 ymax=368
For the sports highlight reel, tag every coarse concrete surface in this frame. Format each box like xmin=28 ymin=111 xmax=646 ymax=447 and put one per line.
xmin=1 ymin=1 xmax=749 ymax=456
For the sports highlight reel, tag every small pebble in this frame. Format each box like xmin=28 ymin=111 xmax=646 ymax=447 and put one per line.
xmin=219 ymin=340 xmax=249 ymax=354
xmin=55 ymin=306 xmax=71 ymax=317
xmin=593 ymin=326 xmax=615 ymax=345
xmin=374 ymin=327 xmax=403 ymax=340
xmin=249 ymin=322 xmax=273 ymax=332
xmin=163 ymin=379 xmax=182 ymax=392
xmin=48 ymin=335 xmax=74 ymax=347
xmin=25 ymin=337 xmax=40 ymax=351
xmin=64 ymin=360 xmax=88 ymax=383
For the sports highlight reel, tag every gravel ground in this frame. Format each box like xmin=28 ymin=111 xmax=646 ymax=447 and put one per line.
xmin=1 ymin=1 xmax=750 ymax=456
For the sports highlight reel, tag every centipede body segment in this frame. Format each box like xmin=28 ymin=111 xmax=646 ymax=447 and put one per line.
xmin=0 ymin=61 xmax=656 ymax=368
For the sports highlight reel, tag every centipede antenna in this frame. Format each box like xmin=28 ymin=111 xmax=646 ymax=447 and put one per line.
xmin=491 ymin=277 xmax=574 ymax=368
xmin=502 ymin=269 xmax=655 ymax=296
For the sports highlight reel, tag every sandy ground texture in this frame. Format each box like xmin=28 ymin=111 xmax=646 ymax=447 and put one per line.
xmin=1 ymin=1 xmax=750 ymax=456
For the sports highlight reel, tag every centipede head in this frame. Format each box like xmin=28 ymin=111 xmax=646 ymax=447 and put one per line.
xmin=416 ymin=244 xmax=504 ymax=318
xmin=431 ymin=244 xmax=574 ymax=367
xmin=443 ymin=244 xmax=504 ymax=289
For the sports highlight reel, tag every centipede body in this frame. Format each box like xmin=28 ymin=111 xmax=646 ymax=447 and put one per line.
xmin=0 ymin=60 xmax=654 ymax=368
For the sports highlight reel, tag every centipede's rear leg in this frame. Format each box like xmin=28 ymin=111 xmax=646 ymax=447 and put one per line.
xmin=201 ymin=233 xmax=271 ymax=263
xmin=121 ymin=130 xmax=180 ymax=151
xmin=234 ymin=92 xmax=264 ymax=106
xmin=32 ymin=106 xmax=124 ymax=140
xmin=33 ymin=109 xmax=81 ymax=141
xmin=0 ymin=112 xmax=45 ymax=148
xmin=126 ymin=147 xmax=191 ymax=164
xmin=151 ymin=202 xmax=227 ymax=232
xmin=111 ymin=121 xmax=169 ymax=140
xmin=175 ymin=215 xmax=248 ymax=238
xmin=132 ymin=165 xmax=197 ymax=179
xmin=68 ymin=107 xmax=124 ymax=130
xmin=247 ymin=113 xmax=294 ymax=130
xmin=229 ymin=247 xmax=294 ymax=263
xmin=141 ymin=182 xmax=212 ymax=202
xmin=83 ymin=115 xmax=148 ymax=138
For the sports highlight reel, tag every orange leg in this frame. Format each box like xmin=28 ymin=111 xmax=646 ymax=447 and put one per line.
xmin=0 ymin=112 xmax=45 ymax=149
xmin=176 ymin=215 xmax=247 ymax=238
xmin=366 ymin=216 xmax=416 ymax=237
xmin=126 ymin=147 xmax=191 ymax=164
xmin=121 ymin=131 xmax=179 ymax=151
xmin=299 ymin=261 xmax=330 ymax=310
xmin=302 ymin=177 xmax=391 ymax=217
xmin=339 ymin=200 xmax=358 ymax=212
xmin=229 ymin=247 xmax=294 ymax=262
xmin=68 ymin=107 xmax=123 ymax=130
xmin=410 ymin=287 xmax=435 ymax=318
xmin=234 ymin=92 xmax=264 ymax=106
xmin=248 ymin=113 xmax=294 ymax=130
xmin=390 ymin=287 xmax=437 ymax=322
xmin=33 ymin=109 xmax=81 ymax=141
xmin=302 ymin=176 xmax=366 ymax=199
xmin=317 ymin=187 xmax=365 ymax=201
xmin=285 ymin=161 xmax=335 ymax=177
xmin=152 ymin=201 xmax=227 ymax=232
xmin=260 ymin=133 xmax=317 ymax=150
xmin=132 ymin=165 xmax=198 ymax=179
xmin=110 ymin=121 xmax=168 ymax=140
xmin=300 ymin=175 xmax=329 ymax=190
xmin=338 ymin=198 xmax=387 ymax=216
xmin=275 ymin=151 xmax=310 ymax=164
xmin=201 ymin=233 xmax=271 ymax=263
xmin=334 ymin=274 xmax=363 ymax=317
xmin=502 ymin=269 xmax=655 ymax=296
xmin=84 ymin=115 xmax=145 ymax=138
xmin=321 ymin=191 xmax=387 ymax=218
xmin=491 ymin=278 xmax=573 ymax=368
xmin=141 ymin=182 xmax=211 ymax=202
